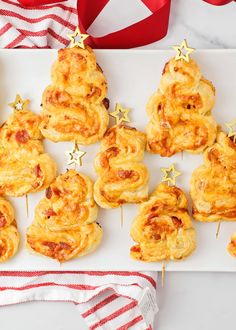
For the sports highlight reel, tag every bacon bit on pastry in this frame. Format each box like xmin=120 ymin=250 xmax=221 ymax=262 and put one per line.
xmin=42 ymin=241 xmax=72 ymax=260
xmin=44 ymin=208 xmax=56 ymax=217
xmin=43 ymin=241 xmax=57 ymax=250
xmin=162 ymin=61 xmax=169 ymax=75
xmin=152 ymin=233 xmax=161 ymax=240
xmin=171 ymin=216 xmax=183 ymax=228
xmin=59 ymin=242 xmax=71 ymax=250
xmin=117 ymin=170 xmax=134 ymax=179
xmin=130 ymin=246 xmax=141 ymax=253
xmin=34 ymin=164 xmax=43 ymax=177
xmin=15 ymin=130 xmax=29 ymax=144
xmin=0 ymin=212 xmax=6 ymax=228
xmin=147 ymin=213 xmax=158 ymax=222
xmin=31 ymin=182 xmax=40 ymax=189
xmin=45 ymin=187 xmax=52 ymax=199
xmin=103 ymin=98 xmax=110 ymax=110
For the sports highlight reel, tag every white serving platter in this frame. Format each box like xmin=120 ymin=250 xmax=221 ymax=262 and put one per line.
xmin=0 ymin=49 xmax=236 ymax=271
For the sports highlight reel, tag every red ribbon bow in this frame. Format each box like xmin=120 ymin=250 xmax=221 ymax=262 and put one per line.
xmin=18 ymin=0 xmax=235 ymax=48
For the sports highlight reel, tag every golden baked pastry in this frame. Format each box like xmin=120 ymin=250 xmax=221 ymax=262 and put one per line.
xmin=191 ymin=132 xmax=236 ymax=222
xmin=26 ymin=170 xmax=102 ymax=262
xmin=0 ymin=108 xmax=43 ymax=154
xmin=130 ymin=183 xmax=196 ymax=262
xmin=146 ymin=57 xmax=217 ymax=156
xmin=40 ymin=46 xmax=109 ymax=144
xmin=228 ymin=233 xmax=236 ymax=257
xmin=94 ymin=125 xmax=149 ymax=208
xmin=0 ymin=108 xmax=57 ymax=197
xmin=0 ymin=198 xmax=20 ymax=262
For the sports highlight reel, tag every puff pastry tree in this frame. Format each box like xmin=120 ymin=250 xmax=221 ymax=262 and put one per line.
xmin=26 ymin=170 xmax=102 ymax=262
xmin=94 ymin=125 xmax=149 ymax=208
xmin=146 ymin=57 xmax=217 ymax=156
xmin=0 ymin=106 xmax=57 ymax=197
xmin=191 ymin=132 xmax=236 ymax=222
xmin=0 ymin=198 xmax=20 ymax=262
xmin=40 ymin=46 xmax=109 ymax=144
xmin=130 ymin=183 xmax=196 ymax=262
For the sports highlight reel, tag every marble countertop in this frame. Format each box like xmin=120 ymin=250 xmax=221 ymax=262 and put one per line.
xmin=1 ymin=1 xmax=236 ymax=330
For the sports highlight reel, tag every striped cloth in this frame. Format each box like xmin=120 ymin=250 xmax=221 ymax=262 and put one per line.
xmin=0 ymin=1 xmax=158 ymax=329
xmin=0 ymin=0 xmax=77 ymax=48
xmin=0 ymin=271 xmax=158 ymax=329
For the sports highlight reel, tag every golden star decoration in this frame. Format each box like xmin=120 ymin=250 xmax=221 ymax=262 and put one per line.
xmin=9 ymin=94 xmax=30 ymax=112
xmin=65 ymin=141 xmax=86 ymax=168
xmin=67 ymin=27 xmax=89 ymax=49
xmin=226 ymin=119 xmax=236 ymax=142
xmin=109 ymin=103 xmax=131 ymax=125
xmin=161 ymin=164 xmax=181 ymax=186
xmin=172 ymin=39 xmax=195 ymax=63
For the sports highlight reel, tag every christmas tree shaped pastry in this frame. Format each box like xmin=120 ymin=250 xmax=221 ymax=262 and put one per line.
xmin=0 ymin=100 xmax=57 ymax=196
xmin=40 ymin=46 xmax=109 ymax=144
xmin=0 ymin=198 xmax=20 ymax=262
xmin=191 ymin=132 xmax=236 ymax=222
xmin=146 ymin=57 xmax=217 ymax=156
xmin=130 ymin=183 xmax=196 ymax=261
xmin=94 ymin=125 xmax=149 ymax=208
xmin=26 ymin=170 xmax=102 ymax=262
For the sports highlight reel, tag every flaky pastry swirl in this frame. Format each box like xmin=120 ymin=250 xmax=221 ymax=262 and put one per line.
xmin=146 ymin=58 xmax=217 ymax=156
xmin=40 ymin=46 xmax=109 ymax=144
xmin=26 ymin=170 xmax=102 ymax=262
xmin=94 ymin=125 xmax=149 ymax=208
xmin=130 ymin=183 xmax=196 ymax=262
xmin=0 ymin=108 xmax=57 ymax=197
xmin=0 ymin=198 xmax=20 ymax=262
xmin=191 ymin=132 xmax=236 ymax=222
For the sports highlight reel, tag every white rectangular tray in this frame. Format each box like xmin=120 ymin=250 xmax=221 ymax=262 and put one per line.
xmin=0 ymin=49 xmax=236 ymax=271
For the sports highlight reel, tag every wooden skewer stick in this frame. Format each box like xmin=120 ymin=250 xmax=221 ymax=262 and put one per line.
xmin=216 ymin=221 xmax=221 ymax=239
xmin=181 ymin=151 xmax=183 ymax=161
xmin=25 ymin=194 xmax=29 ymax=218
xmin=120 ymin=204 xmax=123 ymax=228
xmin=162 ymin=261 xmax=165 ymax=288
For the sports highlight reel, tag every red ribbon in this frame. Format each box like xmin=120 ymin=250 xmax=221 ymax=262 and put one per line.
xmin=18 ymin=0 xmax=66 ymax=5
xmin=17 ymin=0 xmax=236 ymax=48
xmin=78 ymin=0 xmax=171 ymax=49
xmin=204 ymin=0 xmax=235 ymax=4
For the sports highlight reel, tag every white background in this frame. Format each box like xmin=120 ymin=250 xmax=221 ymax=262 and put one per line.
xmin=1 ymin=0 xmax=236 ymax=329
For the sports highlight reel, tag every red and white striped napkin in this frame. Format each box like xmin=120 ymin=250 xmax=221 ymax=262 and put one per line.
xmin=0 ymin=0 xmax=77 ymax=48
xmin=0 ymin=271 xmax=158 ymax=329
xmin=0 ymin=1 xmax=158 ymax=329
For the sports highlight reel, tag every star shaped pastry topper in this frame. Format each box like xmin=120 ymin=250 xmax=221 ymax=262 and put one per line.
xmin=226 ymin=119 xmax=236 ymax=142
xmin=65 ymin=141 xmax=86 ymax=169
xmin=9 ymin=94 xmax=30 ymax=112
xmin=161 ymin=164 xmax=181 ymax=186
xmin=172 ymin=39 xmax=195 ymax=63
xmin=109 ymin=103 xmax=131 ymax=125
xmin=67 ymin=27 xmax=89 ymax=49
